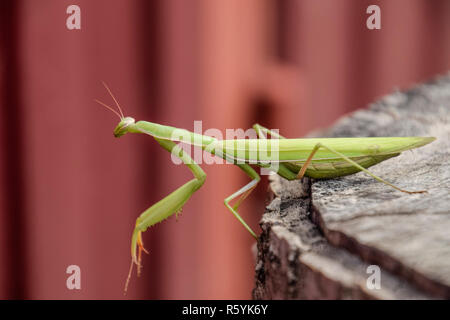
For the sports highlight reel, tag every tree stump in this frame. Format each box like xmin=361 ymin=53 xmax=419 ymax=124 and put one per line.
xmin=253 ymin=73 xmax=450 ymax=300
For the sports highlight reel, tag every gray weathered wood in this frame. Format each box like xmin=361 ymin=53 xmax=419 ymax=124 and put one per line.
xmin=253 ymin=73 xmax=450 ymax=299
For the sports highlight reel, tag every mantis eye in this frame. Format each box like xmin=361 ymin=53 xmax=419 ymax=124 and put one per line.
xmin=114 ymin=117 xmax=135 ymax=137
xmin=123 ymin=117 xmax=135 ymax=126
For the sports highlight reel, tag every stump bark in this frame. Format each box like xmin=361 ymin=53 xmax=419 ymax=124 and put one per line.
xmin=253 ymin=73 xmax=450 ymax=300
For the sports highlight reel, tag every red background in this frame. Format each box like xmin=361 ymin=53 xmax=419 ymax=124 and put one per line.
xmin=0 ymin=0 xmax=449 ymax=299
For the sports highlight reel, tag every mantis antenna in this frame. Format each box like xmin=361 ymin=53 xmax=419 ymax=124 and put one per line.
xmin=101 ymin=81 xmax=125 ymax=118
xmin=94 ymin=81 xmax=125 ymax=120
xmin=94 ymin=98 xmax=123 ymax=120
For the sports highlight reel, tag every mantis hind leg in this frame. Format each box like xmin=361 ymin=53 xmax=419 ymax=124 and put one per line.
xmin=224 ymin=164 xmax=261 ymax=239
xmin=298 ymin=142 xmax=426 ymax=194
xmin=125 ymin=138 xmax=206 ymax=292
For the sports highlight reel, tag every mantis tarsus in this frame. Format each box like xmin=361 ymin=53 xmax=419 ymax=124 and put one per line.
xmin=95 ymin=83 xmax=435 ymax=292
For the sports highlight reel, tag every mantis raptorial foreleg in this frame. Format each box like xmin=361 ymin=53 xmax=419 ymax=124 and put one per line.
xmin=224 ymin=164 xmax=261 ymax=239
xmin=296 ymin=143 xmax=426 ymax=194
xmin=125 ymin=137 xmax=206 ymax=290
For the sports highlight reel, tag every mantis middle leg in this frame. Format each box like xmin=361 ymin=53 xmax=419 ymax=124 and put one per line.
xmin=253 ymin=123 xmax=286 ymax=139
xmin=224 ymin=164 xmax=261 ymax=239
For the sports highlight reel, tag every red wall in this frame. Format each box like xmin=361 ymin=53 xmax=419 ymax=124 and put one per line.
xmin=1 ymin=0 xmax=449 ymax=299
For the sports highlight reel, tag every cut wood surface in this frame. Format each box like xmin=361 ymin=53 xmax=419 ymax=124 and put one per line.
xmin=253 ymin=73 xmax=450 ymax=299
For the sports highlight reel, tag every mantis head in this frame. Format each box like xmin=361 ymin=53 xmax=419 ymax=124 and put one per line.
xmin=95 ymin=81 xmax=134 ymax=138
xmin=113 ymin=117 xmax=135 ymax=137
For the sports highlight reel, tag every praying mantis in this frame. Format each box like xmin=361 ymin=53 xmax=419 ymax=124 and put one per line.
xmin=95 ymin=83 xmax=435 ymax=291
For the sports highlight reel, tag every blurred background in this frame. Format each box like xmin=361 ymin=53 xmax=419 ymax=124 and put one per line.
xmin=0 ymin=0 xmax=449 ymax=299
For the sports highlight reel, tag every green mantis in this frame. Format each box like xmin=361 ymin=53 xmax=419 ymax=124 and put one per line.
xmin=95 ymin=83 xmax=435 ymax=291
